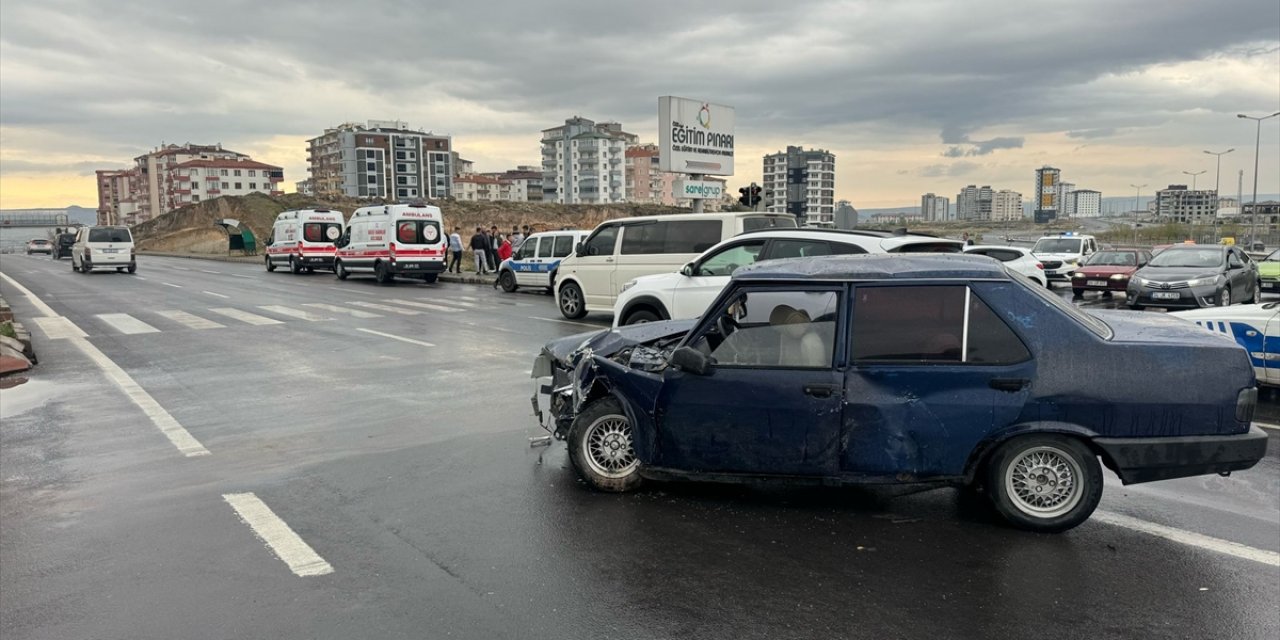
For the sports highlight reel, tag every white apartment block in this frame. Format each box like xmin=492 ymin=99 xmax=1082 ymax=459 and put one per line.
xmin=992 ymin=189 xmax=1023 ymax=221
xmin=1057 ymin=182 xmax=1076 ymax=217
xmin=541 ymin=117 xmax=636 ymax=204
xmin=763 ymin=146 xmax=836 ymax=224
xmin=307 ymin=120 xmax=452 ymax=201
xmin=920 ymin=193 xmax=951 ymax=221
xmin=1070 ymin=190 xmax=1102 ymax=217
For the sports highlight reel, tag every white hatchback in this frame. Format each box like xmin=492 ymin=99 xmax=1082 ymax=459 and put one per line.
xmin=964 ymin=245 xmax=1047 ymax=288
xmin=611 ymin=229 xmax=964 ymax=326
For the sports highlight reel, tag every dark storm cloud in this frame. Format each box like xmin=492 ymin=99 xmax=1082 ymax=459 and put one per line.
xmin=1 ymin=0 xmax=1277 ymax=172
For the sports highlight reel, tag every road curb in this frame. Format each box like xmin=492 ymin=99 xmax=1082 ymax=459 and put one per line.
xmin=138 ymin=251 xmax=261 ymax=264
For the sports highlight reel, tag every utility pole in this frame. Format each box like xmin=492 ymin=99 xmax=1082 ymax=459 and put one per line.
xmin=1238 ymin=112 xmax=1280 ymax=246
xmin=1130 ymin=183 xmax=1147 ymax=218
xmin=1203 ymin=148 xmax=1234 ymax=209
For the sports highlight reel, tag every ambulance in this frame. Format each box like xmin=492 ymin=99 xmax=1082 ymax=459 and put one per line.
xmin=335 ymin=203 xmax=447 ymax=284
xmin=265 ymin=209 xmax=346 ymax=274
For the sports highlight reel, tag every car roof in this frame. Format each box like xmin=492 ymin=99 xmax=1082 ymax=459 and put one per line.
xmin=733 ymin=254 xmax=1010 ymax=281
xmin=965 ymin=244 xmax=1028 ymax=254
xmin=728 ymin=228 xmax=956 ymax=247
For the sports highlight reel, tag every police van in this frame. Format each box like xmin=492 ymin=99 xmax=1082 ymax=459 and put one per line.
xmin=1030 ymin=231 xmax=1098 ymax=282
xmin=335 ymin=203 xmax=446 ymax=284
xmin=497 ymin=229 xmax=592 ymax=293
xmin=266 ymin=209 xmax=346 ymax=274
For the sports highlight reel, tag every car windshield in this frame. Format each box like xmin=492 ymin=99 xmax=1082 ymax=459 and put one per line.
xmin=1032 ymin=238 xmax=1082 ymax=253
xmin=1085 ymin=251 xmax=1136 ymax=266
xmin=88 ymin=227 xmax=131 ymax=243
xmin=1265 ymin=249 xmax=1279 ymax=262
xmin=1147 ymin=248 xmax=1223 ymax=268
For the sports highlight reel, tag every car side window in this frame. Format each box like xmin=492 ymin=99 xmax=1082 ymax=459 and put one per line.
xmin=552 ymin=235 xmax=575 ymax=257
xmin=696 ymin=241 xmax=764 ymax=276
xmin=537 ymin=238 xmax=555 ymax=258
xmin=694 ymin=289 xmax=840 ymax=369
xmin=767 ymin=240 xmax=834 ymax=260
xmin=514 ymin=237 xmax=536 ymax=260
xmin=582 ymin=225 xmax=618 ymax=257
xmin=852 ymin=286 xmax=965 ymax=363
xmin=966 ymin=292 xmax=1032 ymax=364
xmin=1229 ymin=251 xmax=1244 ymax=269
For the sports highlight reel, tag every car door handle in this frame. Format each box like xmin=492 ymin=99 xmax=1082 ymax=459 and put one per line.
xmin=803 ymin=384 xmax=838 ymax=398
xmin=989 ymin=378 xmax=1030 ymax=392
xmin=605 ymin=257 xmax=615 ymax=263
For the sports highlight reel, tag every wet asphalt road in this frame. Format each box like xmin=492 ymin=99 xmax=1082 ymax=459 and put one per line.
xmin=1 ymin=254 xmax=1277 ymax=640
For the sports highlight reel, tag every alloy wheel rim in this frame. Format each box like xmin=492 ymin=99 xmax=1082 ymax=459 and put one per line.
xmin=583 ymin=415 xmax=637 ymax=479
xmin=562 ymin=288 xmax=580 ymax=314
xmin=1004 ymin=446 xmax=1083 ymax=519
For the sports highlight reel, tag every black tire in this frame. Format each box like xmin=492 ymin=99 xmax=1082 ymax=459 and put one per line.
xmin=1218 ymin=286 xmax=1231 ymax=307
xmin=1251 ymin=281 xmax=1261 ymax=304
xmin=422 ymin=273 xmax=439 ymax=284
xmin=71 ymin=258 xmax=78 ymax=272
xmin=498 ymin=270 xmax=517 ymax=292
xmin=622 ymin=308 xmax=661 ymax=326
xmin=374 ymin=261 xmax=392 ymax=285
xmin=335 ymin=260 xmax=349 ymax=280
xmin=567 ymin=397 xmax=643 ymax=493
xmin=289 ymin=255 xmax=302 ymax=275
xmin=127 ymin=264 xmax=137 ymax=274
xmin=984 ymin=434 xmax=1102 ymax=533
xmin=1071 ymin=288 xmax=1084 ymax=298
xmin=266 ymin=256 xmax=276 ymax=272
xmin=558 ymin=281 xmax=587 ymax=319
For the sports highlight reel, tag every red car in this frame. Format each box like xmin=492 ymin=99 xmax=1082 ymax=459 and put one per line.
xmin=1071 ymin=250 xmax=1151 ymax=297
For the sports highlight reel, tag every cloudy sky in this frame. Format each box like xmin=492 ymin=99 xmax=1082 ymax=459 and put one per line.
xmin=1 ymin=0 xmax=1277 ymax=209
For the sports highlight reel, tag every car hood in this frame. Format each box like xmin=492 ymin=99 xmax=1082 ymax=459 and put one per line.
xmin=1033 ymin=252 xmax=1082 ymax=261
xmin=541 ymin=319 xmax=697 ymax=365
xmin=1134 ymin=266 xmax=1221 ymax=282
xmin=1076 ymin=265 xmax=1137 ymax=276
xmin=627 ymin=271 xmax=684 ymax=290
xmin=1091 ymin=310 xmax=1244 ymax=349
xmin=1259 ymin=262 xmax=1280 ymax=278
xmin=1170 ymin=302 xmax=1280 ymax=324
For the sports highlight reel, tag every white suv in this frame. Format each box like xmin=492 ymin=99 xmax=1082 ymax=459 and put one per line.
xmin=611 ymin=229 xmax=964 ymax=326
xmin=1031 ymin=233 xmax=1097 ymax=282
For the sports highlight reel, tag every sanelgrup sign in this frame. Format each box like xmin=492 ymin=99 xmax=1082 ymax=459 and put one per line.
xmin=658 ymin=96 xmax=735 ymax=176
xmin=675 ymin=179 xmax=724 ymax=200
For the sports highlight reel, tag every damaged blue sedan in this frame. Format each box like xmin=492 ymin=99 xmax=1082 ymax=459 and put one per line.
xmin=531 ymin=255 xmax=1269 ymax=532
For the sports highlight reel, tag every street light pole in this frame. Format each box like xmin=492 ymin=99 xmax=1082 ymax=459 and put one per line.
xmin=1181 ymin=170 xmax=1206 ymax=191
xmin=1238 ymin=112 xmax=1280 ymax=246
xmin=1203 ymin=148 xmax=1234 ymax=202
xmin=1130 ymin=183 xmax=1147 ymax=217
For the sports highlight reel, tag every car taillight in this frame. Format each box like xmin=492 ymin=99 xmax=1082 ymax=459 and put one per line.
xmin=1036 ymin=262 xmax=1044 ymax=270
xmin=1236 ymin=387 xmax=1257 ymax=424
xmin=388 ymin=243 xmax=396 ymax=261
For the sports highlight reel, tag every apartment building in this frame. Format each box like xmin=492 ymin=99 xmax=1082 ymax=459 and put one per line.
xmin=1035 ymin=166 xmax=1061 ymax=222
xmin=307 ymin=120 xmax=452 ymax=201
xmin=991 ymin=189 xmax=1024 ymax=222
xmin=95 ymin=143 xmax=283 ymax=226
xmin=625 ymin=144 xmax=676 ymax=205
xmin=920 ymin=193 xmax=951 ymax=221
xmin=540 ymin=117 xmax=636 ymax=204
xmin=482 ymin=167 xmax=543 ymax=202
xmin=1057 ymin=182 xmax=1076 ymax=217
xmin=762 ymin=146 xmax=836 ymax=224
xmin=1070 ymin=189 xmax=1102 ymax=218
xmin=1156 ymin=185 xmax=1218 ymax=224
xmin=956 ymin=185 xmax=993 ymax=221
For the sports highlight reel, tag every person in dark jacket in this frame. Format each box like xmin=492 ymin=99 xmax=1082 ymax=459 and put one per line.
xmin=470 ymin=227 xmax=489 ymax=274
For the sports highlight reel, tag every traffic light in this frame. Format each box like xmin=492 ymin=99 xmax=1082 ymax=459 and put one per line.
xmin=749 ymin=185 xmax=762 ymax=207
xmin=738 ymin=184 xmax=764 ymax=209
xmin=738 ymin=187 xmax=751 ymax=208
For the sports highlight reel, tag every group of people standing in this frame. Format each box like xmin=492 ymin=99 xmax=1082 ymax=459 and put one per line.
xmin=446 ymin=224 xmax=533 ymax=275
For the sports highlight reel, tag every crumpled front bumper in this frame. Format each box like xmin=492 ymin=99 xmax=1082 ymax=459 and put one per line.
xmin=530 ymin=350 xmax=578 ymax=438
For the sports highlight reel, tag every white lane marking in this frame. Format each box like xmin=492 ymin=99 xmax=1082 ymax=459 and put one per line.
xmin=347 ymin=301 xmax=421 ymax=315
xmin=430 ymin=298 xmax=477 ymax=308
xmin=155 ymin=310 xmax=226 ymax=330
xmin=31 ymin=316 xmax=89 ymax=339
xmin=162 ymin=282 xmax=183 ymax=288
xmin=134 ymin=276 xmax=149 ymax=281
xmin=382 ymin=298 xmax=462 ymax=313
xmin=72 ymin=336 xmax=210 ymax=456
xmin=356 ymin=328 xmax=435 ymax=347
xmin=0 ymin=271 xmax=59 ymax=316
xmin=457 ymin=296 xmax=481 ymax=302
xmin=200 ymin=269 xmax=221 ymax=274
xmin=229 ymin=273 xmax=258 ymax=280
xmin=331 ymin=286 xmax=379 ymax=297
xmin=259 ymin=305 xmax=331 ymax=322
xmin=222 ymin=493 xmax=333 ymax=577
xmin=531 ymin=316 xmax=605 ymax=330
xmin=1255 ymin=422 xmax=1279 ymax=432
xmin=96 ymin=313 xmax=160 ymax=335
xmin=203 ymin=290 xmax=230 ymax=299
xmin=208 ymin=307 xmax=284 ymax=326
xmin=171 ymin=266 xmax=192 ymax=271
xmin=303 ymin=303 xmax=381 ymax=318
xmin=1092 ymin=510 xmax=1279 ymax=567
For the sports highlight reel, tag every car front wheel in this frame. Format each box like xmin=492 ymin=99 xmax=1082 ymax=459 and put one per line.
xmin=984 ymin=434 xmax=1102 ymax=533
xmin=1218 ymin=286 xmax=1231 ymax=307
xmin=1251 ymin=281 xmax=1261 ymax=304
xmin=498 ymin=270 xmax=517 ymax=292
xmin=558 ymin=282 xmax=587 ymax=319
xmin=568 ymin=397 xmax=643 ymax=493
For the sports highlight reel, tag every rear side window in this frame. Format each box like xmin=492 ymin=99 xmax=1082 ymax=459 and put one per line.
xmin=852 ymin=286 xmax=965 ymax=363
xmin=972 ymin=248 xmax=1021 ymax=262
xmin=892 ymin=241 xmax=964 ymax=254
xmin=537 ymin=239 xmax=554 ymax=258
xmin=552 ymin=235 xmax=575 ymax=257
xmin=582 ymin=225 xmax=618 ymax=256
xmin=304 ymin=223 xmax=342 ymax=243
xmin=966 ymin=293 xmax=1031 ymax=364
xmin=395 ymin=220 xmax=441 ymax=244
xmin=742 ymin=216 xmax=797 ymax=232
xmin=768 ymin=240 xmax=834 ymax=260
xmin=88 ymin=227 xmax=131 ymax=243
xmin=621 ymin=220 xmax=722 ymax=255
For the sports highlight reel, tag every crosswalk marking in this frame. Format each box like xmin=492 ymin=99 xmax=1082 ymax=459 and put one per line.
xmin=457 ymin=296 xmax=481 ymax=302
xmin=347 ymin=301 xmax=421 ymax=315
xmin=32 ymin=316 xmax=88 ymax=339
xmin=208 ymin=307 xmax=284 ymax=326
xmin=383 ymin=298 xmax=463 ymax=313
xmin=259 ymin=305 xmax=332 ymax=322
xmin=434 ymin=298 xmax=478 ymax=308
xmin=154 ymin=310 xmax=226 ymax=330
xmin=302 ymin=303 xmax=381 ymax=318
xmin=96 ymin=313 xmax=161 ymax=335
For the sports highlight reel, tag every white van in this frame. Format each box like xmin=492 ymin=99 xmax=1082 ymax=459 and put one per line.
xmin=71 ymin=225 xmax=136 ymax=274
xmin=497 ymin=229 xmax=592 ymax=293
xmin=335 ymin=203 xmax=447 ymax=284
xmin=554 ymin=212 xmax=797 ymax=319
xmin=265 ymin=209 xmax=345 ymax=274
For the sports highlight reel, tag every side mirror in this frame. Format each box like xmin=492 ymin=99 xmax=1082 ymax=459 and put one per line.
xmin=575 ymin=241 xmax=586 ymax=256
xmin=680 ymin=263 xmax=695 ymax=277
xmin=266 ymin=235 xmax=274 ymax=245
xmin=669 ymin=346 xmax=710 ymax=375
